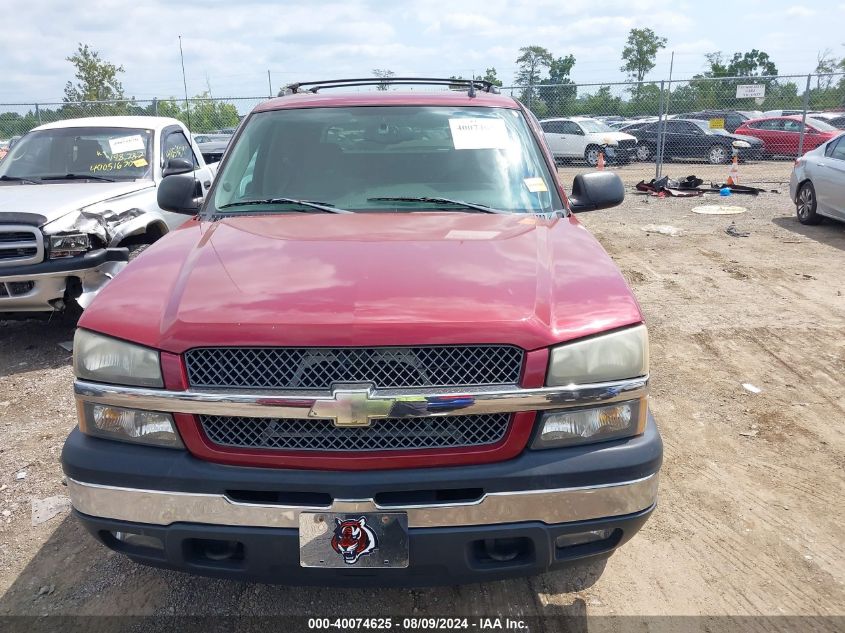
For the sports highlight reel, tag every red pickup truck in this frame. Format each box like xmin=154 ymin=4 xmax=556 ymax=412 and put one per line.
xmin=62 ymin=78 xmax=661 ymax=586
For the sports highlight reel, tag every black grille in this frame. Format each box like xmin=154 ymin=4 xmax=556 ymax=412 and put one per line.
xmin=0 ymin=247 xmax=37 ymax=260
xmin=184 ymin=346 xmax=524 ymax=389
xmin=0 ymin=281 xmax=35 ymax=297
xmin=0 ymin=232 xmax=36 ymax=243
xmin=199 ymin=413 xmax=510 ymax=452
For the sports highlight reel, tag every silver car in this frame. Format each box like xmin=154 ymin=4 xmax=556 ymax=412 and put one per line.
xmin=790 ymin=133 xmax=845 ymax=225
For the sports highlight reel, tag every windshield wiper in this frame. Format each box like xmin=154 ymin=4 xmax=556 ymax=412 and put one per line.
xmin=40 ymin=173 xmax=117 ymax=183
xmin=0 ymin=174 xmax=42 ymax=184
xmin=367 ymin=196 xmax=507 ymax=214
xmin=217 ymin=198 xmax=350 ymax=214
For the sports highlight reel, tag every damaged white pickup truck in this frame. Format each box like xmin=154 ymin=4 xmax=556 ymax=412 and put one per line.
xmin=0 ymin=116 xmax=216 ymax=315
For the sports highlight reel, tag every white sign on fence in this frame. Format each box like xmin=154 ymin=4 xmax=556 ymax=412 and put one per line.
xmin=736 ymin=84 xmax=766 ymax=99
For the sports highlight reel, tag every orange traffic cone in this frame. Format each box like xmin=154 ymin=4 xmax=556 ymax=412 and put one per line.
xmin=727 ymin=155 xmax=739 ymax=185
xmin=597 ymin=150 xmax=605 ymax=171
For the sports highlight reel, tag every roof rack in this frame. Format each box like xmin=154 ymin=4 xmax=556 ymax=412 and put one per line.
xmin=281 ymin=77 xmax=500 ymax=97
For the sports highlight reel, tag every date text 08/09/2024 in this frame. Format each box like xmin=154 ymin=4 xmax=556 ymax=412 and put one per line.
xmin=307 ymin=618 xmax=528 ymax=630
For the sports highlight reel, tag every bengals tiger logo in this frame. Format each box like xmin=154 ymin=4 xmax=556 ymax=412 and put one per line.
xmin=331 ymin=517 xmax=378 ymax=564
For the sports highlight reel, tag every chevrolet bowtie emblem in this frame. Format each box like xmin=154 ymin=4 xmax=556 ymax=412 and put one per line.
xmin=309 ymin=387 xmax=394 ymax=428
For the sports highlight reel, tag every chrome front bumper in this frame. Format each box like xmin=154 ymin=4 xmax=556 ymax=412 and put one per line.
xmin=66 ymin=474 xmax=658 ymax=529
xmin=73 ymin=376 xmax=648 ymax=420
xmin=0 ymin=260 xmax=125 ymax=312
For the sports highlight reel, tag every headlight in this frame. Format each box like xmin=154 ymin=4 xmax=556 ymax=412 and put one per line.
xmin=77 ymin=401 xmax=182 ymax=448
xmin=532 ymin=399 xmax=647 ymax=449
xmin=73 ymin=329 xmax=163 ymax=388
xmin=49 ymin=233 xmax=90 ymax=259
xmin=546 ymin=325 xmax=648 ymax=386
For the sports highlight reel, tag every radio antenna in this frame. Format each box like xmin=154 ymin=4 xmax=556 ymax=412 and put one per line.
xmin=177 ymin=35 xmax=200 ymax=217
xmin=178 ymin=36 xmax=192 ymax=134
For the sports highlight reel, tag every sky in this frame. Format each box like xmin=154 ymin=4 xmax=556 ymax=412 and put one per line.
xmin=1 ymin=0 xmax=843 ymax=105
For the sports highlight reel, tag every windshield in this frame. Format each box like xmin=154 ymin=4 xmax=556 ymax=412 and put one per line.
xmin=0 ymin=127 xmax=153 ymax=181
xmin=688 ymin=119 xmax=729 ymax=135
xmin=806 ymin=118 xmax=838 ymax=132
xmin=211 ymin=106 xmax=562 ymax=214
xmin=578 ymin=119 xmax=614 ymax=133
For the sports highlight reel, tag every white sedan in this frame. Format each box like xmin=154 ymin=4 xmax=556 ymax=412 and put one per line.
xmin=540 ymin=117 xmax=639 ymax=166
xmin=790 ymin=133 xmax=845 ymax=225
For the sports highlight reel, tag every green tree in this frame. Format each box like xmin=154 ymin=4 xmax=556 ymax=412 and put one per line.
xmin=539 ymin=55 xmax=576 ymax=116
xmin=61 ymin=44 xmax=132 ymax=117
xmin=154 ymin=93 xmax=240 ymax=132
xmin=515 ymin=46 xmax=553 ymax=107
xmin=63 ymin=44 xmax=126 ymax=102
xmin=477 ymin=68 xmax=503 ymax=87
xmin=372 ymin=69 xmax=395 ymax=90
xmin=620 ymin=28 xmax=667 ymax=100
xmin=579 ymin=86 xmax=622 ymax=117
xmin=814 ymin=49 xmax=838 ymax=91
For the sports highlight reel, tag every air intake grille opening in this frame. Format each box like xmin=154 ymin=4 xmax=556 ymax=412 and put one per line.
xmin=200 ymin=413 xmax=511 ymax=452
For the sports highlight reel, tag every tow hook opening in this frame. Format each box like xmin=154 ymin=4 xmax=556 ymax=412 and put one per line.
xmin=554 ymin=528 xmax=622 ymax=560
xmin=472 ymin=537 xmax=534 ymax=567
xmin=184 ymin=538 xmax=245 ymax=568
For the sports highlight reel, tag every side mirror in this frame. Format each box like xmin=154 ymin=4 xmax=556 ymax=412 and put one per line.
xmin=162 ymin=157 xmax=194 ymax=178
xmin=568 ymin=171 xmax=624 ymax=213
xmin=157 ymin=174 xmax=200 ymax=214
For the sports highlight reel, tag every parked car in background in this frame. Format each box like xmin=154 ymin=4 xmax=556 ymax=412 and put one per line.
xmin=628 ymin=118 xmax=763 ymax=164
xmin=734 ymin=116 xmax=842 ymax=157
xmin=810 ymin=112 xmax=845 ymax=130
xmin=0 ymin=136 xmax=21 ymax=162
xmin=618 ymin=118 xmax=658 ymax=133
xmin=0 ymin=116 xmax=216 ymax=315
xmin=790 ymin=134 xmax=845 ymax=225
xmin=762 ymin=110 xmax=819 ymax=117
xmin=192 ymin=133 xmax=232 ymax=164
xmin=540 ymin=117 xmax=638 ymax=166
xmin=677 ymin=110 xmax=749 ymax=133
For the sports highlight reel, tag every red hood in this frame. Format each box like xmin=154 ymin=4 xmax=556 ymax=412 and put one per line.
xmin=80 ymin=213 xmax=643 ymax=352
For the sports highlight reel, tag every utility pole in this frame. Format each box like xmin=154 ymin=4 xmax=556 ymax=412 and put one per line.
xmin=267 ymin=70 xmax=273 ymax=98
xmin=797 ymin=74 xmax=811 ymax=157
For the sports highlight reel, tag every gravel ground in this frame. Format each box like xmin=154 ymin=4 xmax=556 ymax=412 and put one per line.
xmin=0 ymin=174 xmax=843 ymax=630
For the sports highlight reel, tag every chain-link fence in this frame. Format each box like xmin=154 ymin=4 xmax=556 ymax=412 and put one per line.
xmin=3 ymin=74 xmax=845 ymax=183
xmin=0 ymin=97 xmax=267 ymax=139
xmin=504 ymin=73 xmax=845 ymax=184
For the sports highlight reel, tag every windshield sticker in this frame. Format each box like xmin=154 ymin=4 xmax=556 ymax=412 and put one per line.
xmin=108 ymin=134 xmax=145 ymax=155
xmin=523 ymin=177 xmax=548 ymax=193
xmin=445 ymin=230 xmax=500 ymax=240
xmin=132 ymin=158 xmax=148 ymax=167
xmin=448 ymin=118 xmax=509 ymax=150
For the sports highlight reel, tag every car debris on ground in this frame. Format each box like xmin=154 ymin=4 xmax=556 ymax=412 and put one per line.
xmin=725 ymin=223 xmax=751 ymax=237
xmin=692 ymin=205 xmax=747 ymax=215
xmin=641 ymin=224 xmax=683 ymax=236
xmin=635 ymin=174 xmax=777 ymax=198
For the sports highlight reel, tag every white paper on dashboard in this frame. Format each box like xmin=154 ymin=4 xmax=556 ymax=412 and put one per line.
xmin=448 ymin=118 xmax=509 ymax=150
xmin=108 ymin=134 xmax=145 ymax=155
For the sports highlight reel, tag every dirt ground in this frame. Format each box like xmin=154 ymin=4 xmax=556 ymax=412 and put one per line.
xmin=0 ymin=171 xmax=843 ymax=629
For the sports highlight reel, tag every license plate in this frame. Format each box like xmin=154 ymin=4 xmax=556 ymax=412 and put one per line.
xmin=299 ymin=512 xmax=409 ymax=568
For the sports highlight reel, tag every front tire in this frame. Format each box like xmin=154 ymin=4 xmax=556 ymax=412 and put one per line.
xmin=707 ymin=144 xmax=728 ymax=164
xmin=585 ymin=145 xmax=601 ymax=167
xmin=796 ymin=182 xmax=822 ymax=225
xmin=635 ymin=144 xmax=653 ymax=162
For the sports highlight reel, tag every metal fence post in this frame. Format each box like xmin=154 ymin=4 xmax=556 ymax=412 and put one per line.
xmin=655 ymin=80 xmax=665 ymax=180
xmin=153 ymin=98 xmax=158 ymax=116
xmin=797 ymin=74 xmax=812 ymax=158
xmin=35 ymin=103 xmax=41 ymax=125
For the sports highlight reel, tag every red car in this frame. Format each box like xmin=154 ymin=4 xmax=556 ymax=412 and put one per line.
xmin=734 ymin=115 xmax=842 ymax=156
xmin=62 ymin=78 xmax=661 ymax=586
